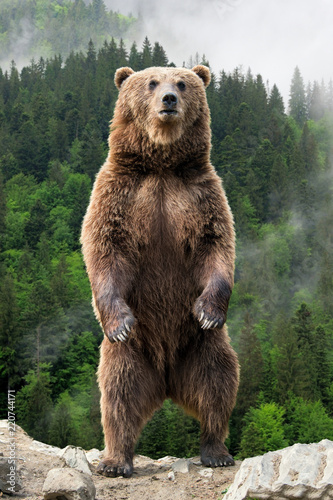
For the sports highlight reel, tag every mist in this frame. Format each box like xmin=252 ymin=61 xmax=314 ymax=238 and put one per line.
xmin=105 ymin=0 xmax=333 ymax=105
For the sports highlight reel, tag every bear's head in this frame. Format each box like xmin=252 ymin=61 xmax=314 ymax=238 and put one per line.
xmin=112 ymin=65 xmax=211 ymax=147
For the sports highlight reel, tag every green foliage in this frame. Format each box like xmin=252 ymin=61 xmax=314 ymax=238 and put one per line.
xmin=48 ymin=391 xmax=78 ymax=448
xmin=238 ymin=403 xmax=288 ymax=458
xmin=16 ymin=363 xmax=53 ymax=442
xmin=136 ymin=400 xmax=200 ymax=459
xmin=284 ymin=395 xmax=333 ymax=444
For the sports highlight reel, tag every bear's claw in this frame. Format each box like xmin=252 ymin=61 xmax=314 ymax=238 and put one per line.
xmin=106 ymin=315 xmax=134 ymax=343
xmin=97 ymin=460 xmax=133 ymax=478
xmin=201 ymin=454 xmax=234 ymax=467
xmin=198 ymin=312 xmax=225 ymax=330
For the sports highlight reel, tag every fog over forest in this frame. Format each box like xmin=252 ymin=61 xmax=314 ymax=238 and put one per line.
xmin=104 ymin=0 xmax=333 ymax=104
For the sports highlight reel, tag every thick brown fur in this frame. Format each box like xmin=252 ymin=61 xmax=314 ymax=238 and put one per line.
xmin=81 ymin=65 xmax=239 ymax=478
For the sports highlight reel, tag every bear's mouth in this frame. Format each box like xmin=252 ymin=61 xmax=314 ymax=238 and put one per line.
xmin=159 ymin=110 xmax=178 ymax=116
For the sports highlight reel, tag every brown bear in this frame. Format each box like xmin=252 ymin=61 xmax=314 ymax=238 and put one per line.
xmin=81 ymin=64 xmax=239 ymax=478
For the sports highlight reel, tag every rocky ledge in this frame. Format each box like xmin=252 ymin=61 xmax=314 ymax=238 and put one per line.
xmin=0 ymin=420 xmax=332 ymax=499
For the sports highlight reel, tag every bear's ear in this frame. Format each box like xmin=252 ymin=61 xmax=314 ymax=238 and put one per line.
xmin=191 ymin=65 xmax=211 ymax=88
xmin=115 ymin=67 xmax=135 ymax=89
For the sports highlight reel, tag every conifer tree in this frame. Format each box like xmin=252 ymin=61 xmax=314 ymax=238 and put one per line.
xmin=291 ymin=303 xmax=320 ymax=401
xmin=268 ymin=84 xmax=285 ymax=116
xmin=117 ymin=38 xmax=128 ymax=67
xmin=236 ymin=312 xmax=264 ymax=417
xmin=16 ymin=364 xmax=53 ymax=442
xmin=313 ymin=326 xmax=332 ymax=407
xmin=308 ymin=81 xmax=325 ymax=121
xmin=289 ymin=66 xmax=307 ymax=125
xmin=141 ymin=36 xmax=153 ymax=68
xmin=86 ymin=39 xmax=97 ymax=76
xmin=152 ymin=42 xmax=168 ymax=67
xmin=129 ymin=41 xmax=142 ymax=70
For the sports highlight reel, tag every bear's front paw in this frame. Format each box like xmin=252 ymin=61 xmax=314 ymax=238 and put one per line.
xmin=105 ymin=314 xmax=135 ymax=343
xmin=194 ymin=299 xmax=226 ymax=330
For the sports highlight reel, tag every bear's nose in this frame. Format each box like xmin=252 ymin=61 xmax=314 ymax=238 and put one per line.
xmin=161 ymin=92 xmax=178 ymax=108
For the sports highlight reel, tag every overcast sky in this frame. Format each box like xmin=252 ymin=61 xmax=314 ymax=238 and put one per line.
xmin=105 ymin=0 xmax=333 ymax=106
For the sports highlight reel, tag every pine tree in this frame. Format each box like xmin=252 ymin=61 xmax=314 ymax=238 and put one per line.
xmin=291 ymin=303 xmax=320 ymax=401
xmin=86 ymin=39 xmax=97 ymax=76
xmin=128 ymin=41 xmax=142 ymax=70
xmin=16 ymin=364 xmax=53 ymax=442
xmin=289 ymin=66 xmax=307 ymax=125
xmin=141 ymin=36 xmax=153 ymax=68
xmin=308 ymin=81 xmax=325 ymax=121
xmin=269 ymin=154 xmax=289 ymax=219
xmin=268 ymin=84 xmax=285 ymax=116
xmin=274 ymin=316 xmax=305 ymax=403
xmin=152 ymin=42 xmax=168 ymax=67
xmin=236 ymin=312 xmax=264 ymax=417
xmin=117 ymin=39 xmax=128 ymax=67
xmin=313 ymin=326 xmax=332 ymax=407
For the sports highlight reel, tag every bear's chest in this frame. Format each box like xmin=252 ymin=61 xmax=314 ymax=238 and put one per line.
xmin=130 ymin=176 xmax=204 ymax=253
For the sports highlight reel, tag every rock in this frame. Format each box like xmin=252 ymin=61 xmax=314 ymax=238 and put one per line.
xmin=167 ymin=471 xmax=175 ymax=481
xmin=59 ymin=446 xmax=92 ymax=475
xmin=85 ymin=448 xmax=103 ymax=465
xmin=171 ymin=458 xmax=190 ymax=474
xmin=42 ymin=468 xmax=96 ymax=500
xmin=156 ymin=455 xmax=178 ymax=465
xmin=198 ymin=468 xmax=213 ymax=478
xmin=224 ymin=439 xmax=333 ymax=500
xmin=30 ymin=439 xmax=62 ymax=456
xmin=0 ymin=457 xmax=22 ymax=495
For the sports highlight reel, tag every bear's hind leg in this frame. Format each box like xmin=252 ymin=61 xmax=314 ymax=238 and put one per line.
xmin=170 ymin=327 xmax=239 ymax=467
xmin=97 ymin=339 xmax=165 ymax=477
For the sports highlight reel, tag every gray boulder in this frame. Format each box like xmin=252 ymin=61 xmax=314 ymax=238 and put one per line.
xmin=42 ymin=468 xmax=95 ymax=500
xmin=225 ymin=439 xmax=333 ymax=500
xmin=58 ymin=445 xmax=92 ymax=475
xmin=171 ymin=458 xmax=190 ymax=474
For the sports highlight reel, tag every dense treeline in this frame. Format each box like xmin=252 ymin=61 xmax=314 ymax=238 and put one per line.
xmin=0 ymin=37 xmax=332 ymax=458
xmin=0 ymin=0 xmax=136 ymax=65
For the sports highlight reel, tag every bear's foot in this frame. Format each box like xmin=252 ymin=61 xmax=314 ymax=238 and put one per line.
xmin=96 ymin=458 xmax=133 ymax=478
xmin=201 ymin=442 xmax=234 ymax=467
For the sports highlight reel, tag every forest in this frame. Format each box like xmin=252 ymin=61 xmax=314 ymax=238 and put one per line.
xmin=0 ymin=0 xmax=137 ymax=65
xmin=0 ymin=1 xmax=332 ymax=461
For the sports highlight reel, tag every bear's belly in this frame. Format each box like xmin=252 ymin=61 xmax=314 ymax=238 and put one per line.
xmin=129 ymin=242 xmax=198 ymax=328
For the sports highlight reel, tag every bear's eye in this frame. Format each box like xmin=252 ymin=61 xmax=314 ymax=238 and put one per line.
xmin=149 ymin=80 xmax=158 ymax=90
xmin=177 ymin=81 xmax=186 ymax=91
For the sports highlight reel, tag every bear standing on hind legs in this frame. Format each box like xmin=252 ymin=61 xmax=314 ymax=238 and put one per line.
xmin=81 ymin=64 xmax=239 ymax=478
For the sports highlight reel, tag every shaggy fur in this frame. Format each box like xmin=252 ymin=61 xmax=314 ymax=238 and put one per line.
xmin=81 ymin=65 xmax=239 ymax=478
